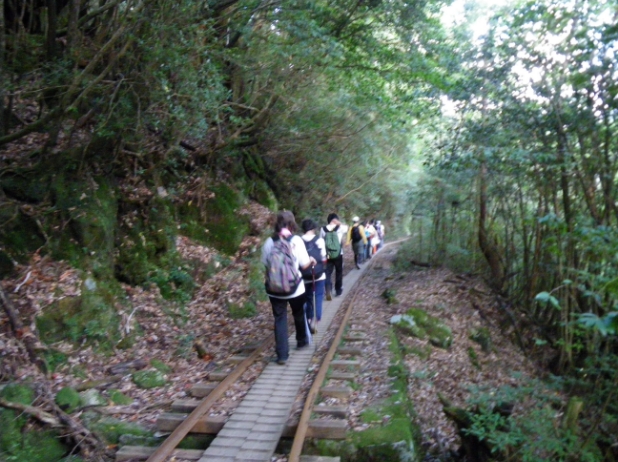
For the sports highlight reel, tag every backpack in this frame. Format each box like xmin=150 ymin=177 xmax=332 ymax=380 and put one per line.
xmin=323 ymin=225 xmax=341 ymax=260
xmin=351 ymin=225 xmax=362 ymax=243
xmin=301 ymin=236 xmax=325 ymax=280
xmin=265 ymin=236 xmax=301 ymax=295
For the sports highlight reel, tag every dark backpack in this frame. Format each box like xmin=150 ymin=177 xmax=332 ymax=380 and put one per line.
xmin=301 ymin=236 xmax=324 ymax=280
xmin=351 ymin=225 xmax=362 ymax=243
xmin=265 ymin=236 xmax=301 ymax=295
xmin=323 ymin=226 xmax=341 ymax=260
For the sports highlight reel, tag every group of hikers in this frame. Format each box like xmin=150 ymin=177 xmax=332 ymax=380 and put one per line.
xmin=260 ymin=211 xmax=385 ymax=365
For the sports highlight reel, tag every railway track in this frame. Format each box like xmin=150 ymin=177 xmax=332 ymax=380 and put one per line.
xmin=116 ymin=245 xmax=389 ymax=462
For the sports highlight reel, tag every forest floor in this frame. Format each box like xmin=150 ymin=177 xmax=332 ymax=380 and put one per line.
xmin=0 ymin=202 xmax=539 ymax=461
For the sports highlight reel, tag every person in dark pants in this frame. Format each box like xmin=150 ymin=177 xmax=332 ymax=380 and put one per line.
xmin=261 ymin=211 xmax=316 ymax=365
xmin=320 ymin=213 xmax=348 ymax=300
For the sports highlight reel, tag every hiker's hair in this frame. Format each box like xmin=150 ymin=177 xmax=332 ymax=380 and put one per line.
xmin=273 ymin=210 xmax=297 ymax=236
xmin=301 ymin=219 xmax=317 ymax=233
xmin=327 ymin=213 xmax=339 ymax=224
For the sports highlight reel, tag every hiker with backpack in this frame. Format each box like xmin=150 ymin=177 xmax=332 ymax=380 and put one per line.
xmin=261 ymin=211 xmax=317 ymax=365
xmin=320 ymin=213 xmax=348 ymax=300
xmin=376 ymin=220 xmax=385 ymax=251
xmin=300 ymin=219 xmax=326 ymax=334
xmin=363 ymin=220 xmax=376 ymax=260
xmin=347 ymin=216 xmax=367 ymax=269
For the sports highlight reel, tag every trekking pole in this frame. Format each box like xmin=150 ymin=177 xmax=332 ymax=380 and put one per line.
xmin=310 ymin=267 xmax=318 ymax=334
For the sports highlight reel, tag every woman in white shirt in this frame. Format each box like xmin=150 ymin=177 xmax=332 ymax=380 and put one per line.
xmin=300 ymin=219 xmax=327 ymax=333
xmin=261 ymin=211 xmax=316 ymax=365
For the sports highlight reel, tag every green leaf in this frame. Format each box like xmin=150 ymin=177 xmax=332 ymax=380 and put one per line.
xmin=603 ymin=278 xmax=618 ymax=297
xmin=535 ymin=292 xmax=560 ymax=310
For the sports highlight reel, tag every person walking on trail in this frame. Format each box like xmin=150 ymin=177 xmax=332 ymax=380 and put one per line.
xmin=370 ymin=218 xmax=381 ymax=254
xmin=364 ymin=220 xmax=376 ymax=260
xmin=376 ymin=220 xmax=385 ymax=251
xmin=347 ymin=216 xmax=367 ymax=269
xmin=320 ymin=213 xmax=348 ymax=301
xmin=261 ymin=211 xmax=317 ymax=366
xmin=300 ymin=219 xmax=326 ymax=334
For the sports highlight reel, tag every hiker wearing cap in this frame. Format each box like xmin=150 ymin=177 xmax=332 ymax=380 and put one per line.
xmin=300 ymin=219 xmax=326 ymax=334
xmin=320 ymin=213 xmax=348 ymax=300
xmin=347 ymin=216 xmax=367 ymax=269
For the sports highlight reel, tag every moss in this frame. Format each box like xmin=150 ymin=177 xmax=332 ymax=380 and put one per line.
xmin=396 ymin=308 xmax=452 ymax=349
xmin=150 ymin=359 xmax=172 ymax=374
xmin=470 ymin=327 xmax=492 ymax=353
xmin=108 ymin=390 xmax=133 ymax=405
xmin=381 ymin=288 xmax=398 ymax=305
xmin=407 ymin=344 xmax=432 ymax=360
xmin=55 ymin=387 xmax=82 ymax=413
xmin=42 ymin=349 xmax=69 ymax=372
xmin=132 ymin=370 xmax=166 ymax=389
xmin=178 ymin=182 xmax=250 ymax=255
xmin=228 ymin=300 xmax=257 ymax=319
xmin=0 ymin=384 xmax=68 ymax=462
xmin=0 ymin=205 xmax=46 ymax=269
xmin=89 ymin=417 xmax=152 ymax=444
xmin=36 ymin=277 xmax=122 ymax=350
xmin=468 ymin=347 xmax=481 ymax=370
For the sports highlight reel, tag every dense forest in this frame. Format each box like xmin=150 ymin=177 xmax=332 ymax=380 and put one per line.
xmin=1 ymin=0 xmax=618 ymax=460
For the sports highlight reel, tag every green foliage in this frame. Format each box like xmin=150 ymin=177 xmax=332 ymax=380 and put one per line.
xmin=469 ymin=327 xmax=492 ymax=353
xmin=465 ymin=378 xmax=602 ymax=461
xmin=0 ymin=384 xmax=68 ymax=462
xmin=381 ymin=288 xmax=399 ymax=305
xmin=228 ymin=301 xmax=258 ymax=319
xmin=392 ymin=308 xmax=453 ymax=349
xmin=55 ymin=387 xmax=82 ymax=413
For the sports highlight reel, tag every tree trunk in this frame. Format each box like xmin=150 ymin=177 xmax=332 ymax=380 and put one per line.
xmin=478 ymin=161 xmax=504 ymax=291
xmin=46 ymin=0 xmax=58 ymax=59
xmin=0 ymin=0 xmax=6 ymax=136
xmin=67 ymin=0 xmax=81 ymax=55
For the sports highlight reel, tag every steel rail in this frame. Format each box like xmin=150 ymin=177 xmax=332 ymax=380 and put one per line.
xmin=288 ymin=246 xmax=384 ymax=462
xmin=145 ymin=335 xmax=274 ymax=462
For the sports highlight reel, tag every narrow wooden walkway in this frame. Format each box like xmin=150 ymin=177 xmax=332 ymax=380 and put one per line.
xmin=198 ymin=265 xmax=367 ymax=462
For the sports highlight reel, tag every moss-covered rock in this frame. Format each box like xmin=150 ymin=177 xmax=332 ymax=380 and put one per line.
xmin=36 ymin=277 xmax=122 ymax=349
xmin=132 ymin=370 xmax=166 ymax=389
xmin=392 ymin=308 xmax=452 ymax=349
xmin=56 ymin=387 xmax=82 ymax=413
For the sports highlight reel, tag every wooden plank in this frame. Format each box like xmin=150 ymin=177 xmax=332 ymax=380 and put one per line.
xmin=207 ymin=372 xmax=228 ymax=381
xmin=307 ymin=420 xmax=348 ymax=439
xmin=320 ymin=386 xmax=353 ymax=399
xmin=300 ymin=457 xmax=341 ymax=462
xmin=329 ymin=371 xmax=356 ymax=381
xmin=228 ymin=355 xmax=248 ymax=364
xmin=189 ymin=383 xmax=217 ymax=398
xmin=313 ymin=406 xmax=347 ymax=419
xmin=283 ymin=419 xmax=347 ymax=440
xmin=156 ymin=413 xmax=226 ymax=434
xmin=116 ymin=446 xmax=203 ymax=461
xmin=171 ymin=399 xmax=201 ymax=413
xmin=330 ymin=360 xmax=360 ymax=370
xmin=337 ymin=346 xmax=362 ymax=355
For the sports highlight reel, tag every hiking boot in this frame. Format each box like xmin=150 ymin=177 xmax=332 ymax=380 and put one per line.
xmin=296 ymin=342 xmax=309 ymax=350
xmin=325 ymin=289 xmax=332 ymax=301
xmin=356 ymin=264 xmax=361 ymax=270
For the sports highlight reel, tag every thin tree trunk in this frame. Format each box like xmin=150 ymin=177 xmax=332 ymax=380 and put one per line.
xmin=478 ymin=161 xmax=504 ymax=291
xmin=0 ymin=0 xmax=6 ymax=136
xmin=67 ymin=0 xmax=81 ymax=55
xmin=46 ymin=0 xmax=58 ymax=59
